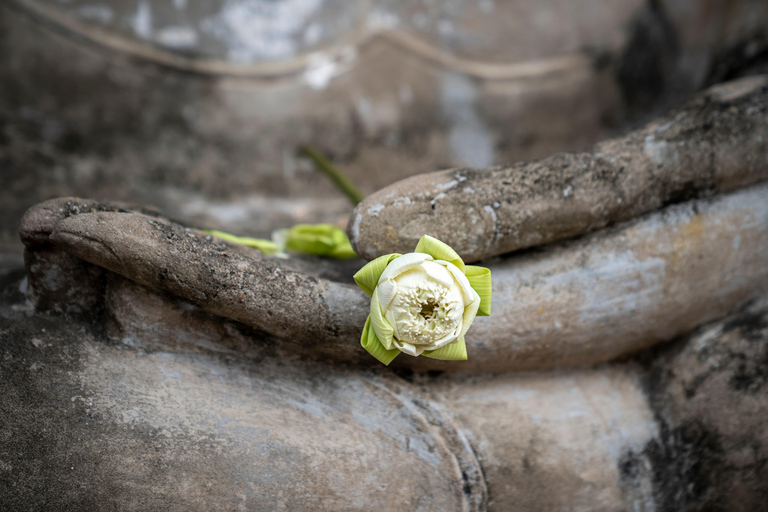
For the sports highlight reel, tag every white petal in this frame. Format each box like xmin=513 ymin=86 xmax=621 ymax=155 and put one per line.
xmin=394 ymin=339 xmax=419 ymax=356
xmin=386 ymin=308 xmax=401 ymax=340
xmin=391 ymin=267 xmax=427 ymax=291
xmin=439 ymin=260 xmax=476 ymax=306
xmin=377 ymin=279 xmax=397 ymax=312
xmin=379 ymin=252 xmax=431 ymax=283
xmin=457 ymin=288 xmax=481 ymax=339
xmin=426 ymin=326 xmax=462 ymax=351
xmin=421 ymin=260 xmax=454 ymax=286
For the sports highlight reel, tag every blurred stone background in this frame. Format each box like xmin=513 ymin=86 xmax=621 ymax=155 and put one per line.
xmin=3 ymin=0 xmax=768 ymax=270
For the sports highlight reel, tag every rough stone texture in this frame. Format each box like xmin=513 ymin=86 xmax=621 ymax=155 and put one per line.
xmin=0 ymin=292 xmax=485 ymax=510
xmin=2 ymin=266 xmax=767 ymax=510
xmin=23 ymin=247 xmax=105 ymax=316
xmin=462 ymin=183 xmax=768 ymax=371
xmin=18 ymin=198 xmax=171 ymax=316
xmin=0 ymin=0 xmax=625 ymax=250
xmin=349 ymin=75 xmax=768 ymax=262
xmin=436 ymin=366 xmax=657 ymax=511
xmin=4 ymin=0 xmax=768 ymax=255
xmin=48 ymin=211 xmax=371 ymax=361
xmin=18 ymin=197 xmax=172 ymax=248
xmin=619 ymin=298 xmax=768 ymax=511
xmin=3 ymin=3 xmax=768 ymax=508
xmin=102 ymin=272 xmax=292 ymax=361
xmin=23 ymin=182 xmax=767 ymax=372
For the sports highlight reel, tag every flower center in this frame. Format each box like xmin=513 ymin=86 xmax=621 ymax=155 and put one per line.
xmin=388 ymin=268 xmax=464 ymax=346
xmin=419 ymin=299 xmax=437 ymax=319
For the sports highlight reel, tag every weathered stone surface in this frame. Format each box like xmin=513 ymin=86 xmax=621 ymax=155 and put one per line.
xmin=3 ymin=269 xmax=767 ymax=510
xmin=460 ymin=183 xmax=768 ymax=371
xmin=0 ymin=0 xmax=627 ymax=247
xmin=349 ymin=75 xmax=768 ymax=262
xmin=104 ymin=272 xmax=273 ymax=357
xmin=619 ymin=298 xmax=768 ymax=511
xmin=6 ymin=0 xmax=768 ymax=252
xmin=26 ymin=182 xmax=767 ymax=372
xmin=19 ymin=197 xmax=172 ymax=248
xmin=3 ymin=3 xmax=768 ymax=509
xmin=437 ymin=366 xmax=657 ymax=511
xmin=18 ymin=198 xmax=171 ymax=315
xmin=23 ymin=246 xmax=104 ymax=315
xmin=0 ymin=296 xmax=485 ymax=511
xmin=48 ymin=211 xmax=372 ymax=364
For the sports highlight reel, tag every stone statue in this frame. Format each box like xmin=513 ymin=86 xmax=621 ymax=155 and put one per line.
xmin=2 ymin=0 xmax=768 ymax=510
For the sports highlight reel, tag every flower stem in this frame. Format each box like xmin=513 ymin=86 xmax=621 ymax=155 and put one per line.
xmin=302 ymin=146 xmax=365 ymax=205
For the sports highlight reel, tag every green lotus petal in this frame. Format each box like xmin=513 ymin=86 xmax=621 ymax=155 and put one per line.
xmin=370 ymin=288 xmax=395 ymax=350
xmin=285 ymin=224 xmax=338 ymax=255
xmin=361 ymin=315 xmax=400 ymax=365
xmin=464 ymin=265 xmax=492 ymax=316
xmin=269 ymin=224 xmax=359 ymax=259
xmin=423 ymin=338 xmax=467 ymax=361
xmin=204 ymin=230 xmax=281 ymax=255
xmin=414 ymin=235 xmax=465 ymax=272
xmin=328 ymin=238 xmax=358 ymax=259
xmin=353 ymin=253 xmax=401 ymax=297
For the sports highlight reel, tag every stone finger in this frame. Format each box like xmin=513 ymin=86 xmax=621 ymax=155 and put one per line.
xmin=49 ymin=211 xmax=370 ymax=360
xmin=349 ymin=76 xmax=768 ymax=262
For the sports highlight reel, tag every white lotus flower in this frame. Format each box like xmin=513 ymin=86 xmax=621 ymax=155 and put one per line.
xmin=354 ymin=235 xmax=492 ymax=365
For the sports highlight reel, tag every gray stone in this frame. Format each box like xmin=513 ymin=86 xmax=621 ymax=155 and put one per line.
xmin=47 ymin=210 xmax=372 ymax=364
xmin=23 ymin=246 xmax=104 ymax=315
xmin=5 ymin=0 xmax=768 ymax=251
xmin=17 ymin=182 xmax=766 ymax=372
xmin=0 ymin=295 xmax=485 ymax=510
xmin=618 ymin=298 xmax=768 ymax=510
xmin=18 ymin=197 xmax=171 ymax=316
xmin=3 ymin=3 xmax=768 ymax=509
xmin=2 ymin=268 xmax=767 ymax=510
xmin=462 ymin=183 xmax=768 ymax=371
xmin=348 ymin=76 xmax=768 ymax=262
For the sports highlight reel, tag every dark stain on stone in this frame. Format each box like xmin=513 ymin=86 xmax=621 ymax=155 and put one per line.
xmin=461 ymin=470 xmax=473 ymax=496
xmin=620 ymin=419 xmax=725 ymax=512
xmin=707 ymin=27 xmax=768 ymax=86
xmin=585 ymin=45 xmax=613 ymax=73
xmin=664 ymin=180 xmax=703 ymax=206
xmin=157 ymin=268 xmax=168 ymax=285
xmin=392 ymin=368 xmax=415 ymax=383
xmin=616 ymin=0 xmax=678 ymax=113
xmin=722 ymin=305 xmax=768 ymax=394
xmin=729 ymin=355 xmax=768 ymax=394
xmin=620 ymin=300 xmax=768 ymax=510
xmin=722 ymin=306 xmax=767 ymax=342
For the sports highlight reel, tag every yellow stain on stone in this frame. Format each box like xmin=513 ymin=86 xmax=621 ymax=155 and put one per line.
xmin=684 ymin=214 xmax=704 ymax=238
xmin=537 ymin=306 xmax=544 ymax=316
xmin=385 ymin=225 xmax=398 ymax=242
xmin=672 ymin=213 xmax=705 ymax=266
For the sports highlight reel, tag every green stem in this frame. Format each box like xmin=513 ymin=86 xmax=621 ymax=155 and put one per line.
xmin=302 ymin=146 xmax=365 ymax=205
